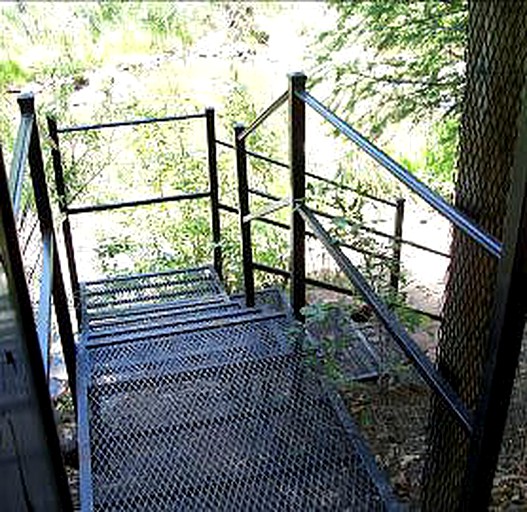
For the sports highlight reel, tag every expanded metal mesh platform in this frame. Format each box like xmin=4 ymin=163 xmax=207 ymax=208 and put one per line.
xmin=82 ymin=266 xmax=227 ymax=318
xmin=77 ymin=267 xmax=396 ymax=511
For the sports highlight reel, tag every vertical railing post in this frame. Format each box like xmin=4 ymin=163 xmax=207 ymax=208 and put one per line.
xmin=390 ymin=197 xmax=405 ymax=293
xmin=18 ymin=94 xmax=77 ymax=402
xmin=289 ymin=72 xmax=306 ymax=321
xmin=462 ymin=87 xmax=527 ymax=510
xmin=47 ymin=116 xmax=82 ymax=327
xmin=205 ymin=107 xmax=223 ymax=281
xmin=234 ymin=123 xmax=255 ymax=307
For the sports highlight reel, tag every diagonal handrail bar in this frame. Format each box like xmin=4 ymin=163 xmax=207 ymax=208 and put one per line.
xmin=18 ymin=94 xmax=77 ymax=402
xmin=237 ymin=91 xmax=287 ymax=141
xmin=10 ymin=113 xmax=33 ymax=216
xmin=299 ymin=203 xmax=473 ymax=434
xmin=297 ymin=90 xmax=502 ymax=259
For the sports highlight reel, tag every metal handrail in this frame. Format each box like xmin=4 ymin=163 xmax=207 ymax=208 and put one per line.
xmin=58 ymin=112 xmax=205 ymax=134
xmin=299 ymin=203 xmax=473 ymax=434
xmin=17 ymin=94 xmax=77 ymax=400
xmin=66 ymin=190 xmax=209 ymax=215
xmin=217 ymin=139 xmax=398 ymax=208
xmin=10 ymin=114 xmax=33 ymax=216
xmin=37 ymin=229 xmax=53 ymax=379
xmin=10 ymin=107 xmax=55 ymax=381
xmin=297 ymin=90 xmax=502 ymax=259
xmin=237 ymin=91 xmax=287 ymax=141
xmin=306 ymin=171 xmax=397 ymax=207
xmin=219 ymin=201 xmax=395 ymax=262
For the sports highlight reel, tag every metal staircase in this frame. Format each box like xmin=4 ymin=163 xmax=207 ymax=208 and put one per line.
xmin=3 ymin=70 xmax=527 ymax=510
xmin=76 ymin=265 xmax=394 ymax=511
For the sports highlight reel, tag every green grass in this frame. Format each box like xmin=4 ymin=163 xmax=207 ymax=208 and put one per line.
xmin=0 ymin=59 xmax=29 ymax=88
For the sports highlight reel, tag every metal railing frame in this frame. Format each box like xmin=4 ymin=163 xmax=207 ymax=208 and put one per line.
xmin=49 ymin=108 xmax=223 ymax=326
xmin=13 ymin=94 xmax=77 ymax=402
xmin=230 ymin=89 xmax=411 ymax=315
xmin=9 ymin=73 xmax=521 ymax=509
xmin=232 ymin=72 xmax=527 ymax=508
xmin=1 ymin=95 xmax=74 ymax=509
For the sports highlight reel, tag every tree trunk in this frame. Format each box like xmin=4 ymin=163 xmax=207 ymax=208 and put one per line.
xmin=422 ymin=1 xmax=527 ymax=510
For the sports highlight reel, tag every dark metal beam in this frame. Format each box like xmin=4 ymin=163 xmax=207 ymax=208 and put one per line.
xmin=19 ymin=94 xmax=77 ymax=403
xmin=289 ymin=73 xmax=307 ymax=321
xmin=57 ymin=112 xmax=205 ymax=133
xmin=462 ymin=85 xmax=527 ymax=510
xmin=0 ymin=143 xmax=73 ymax=510
xmin=48 ymin=116 xmax=82 ymax=326
xmin=206 ymin=108 xmax=223 ymax=281
xmin=299 ymin=204 xmax=473 ymax=434
xmin=390 ymin=198 xmax=405 ymax=292
xmin=234 ymin=123 xmax=255 ymax=307
xmin=67 ymin=190 xmax=209 ymax=215
xmin=298 ymin=90 xmax=502 ymax=259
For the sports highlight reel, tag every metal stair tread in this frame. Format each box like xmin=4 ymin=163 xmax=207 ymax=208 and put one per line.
xmin=83 ymin=265 xmax=221 ymax=295
xmin=87 ymin=352 xmax=297 ymax=439
xmin=86 ymin=353 xmax=386 ymax=512
xmin=85 ymin=309 xmax=288 ymax=348
xmin=83 ymin=315 xmax=292 ymax=388
xmin=86 ymin=294 xmax=230 ymax=326
xmin=87 ymin=301 xmax=242 ymax=339
xmin=83 ymin=266 xmax=227 ymax=315
xmin=76 ymin=266 xmax=393 ymax=512
xmin=84 ymin=285 xmax=226 ymax=315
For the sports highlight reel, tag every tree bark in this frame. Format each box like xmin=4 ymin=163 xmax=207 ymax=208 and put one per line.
xmin=422 ymin=1 xmax=527 ymax=510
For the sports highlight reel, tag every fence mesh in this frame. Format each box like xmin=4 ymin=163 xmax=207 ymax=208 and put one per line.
xmin=423 ymin=2 xmax=527 ymax=509
xmin=16 ymin=180 xmax=43 ymax=315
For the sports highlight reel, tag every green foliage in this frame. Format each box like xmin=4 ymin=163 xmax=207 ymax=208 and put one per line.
xmin=0 ymin=2 xmax=200 ymax=91
xmin=399 ymin=116 xmax=459 ymax=196
xmin=215 ymin=80 xmax=288 ymax=291
xmin=0 ymin=59 xmax=29 ymax=149
xmin=142 ymin=3 xmax=194 ymax=50
xmin=220 ymin=3 xmax=270 ymax=46
xmin=300 ymin=297 xmax=426 ymax=390
xmin=301 ymin=301 xmax=365 ymax=387
xmin=313 ymin=0 xmax=467 ymax=135
xmin=306 ymin=163 xmax=399 ymax=296
xmin=0 ymin=59 xmax=28 ymax=88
